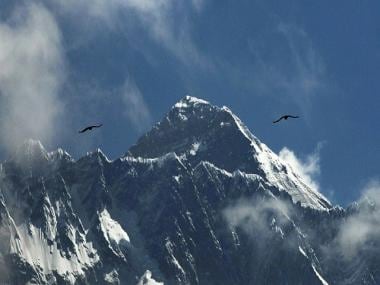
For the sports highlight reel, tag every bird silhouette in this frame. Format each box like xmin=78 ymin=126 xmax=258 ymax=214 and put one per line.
xmin=273 ymin=115 xmax=299 ymax=124
xmin=78 ymin=124 xmax=103 ymax=133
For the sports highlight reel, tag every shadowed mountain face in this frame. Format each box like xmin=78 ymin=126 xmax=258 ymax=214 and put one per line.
xmin=0 ymin=96 xmax=378 ymax=285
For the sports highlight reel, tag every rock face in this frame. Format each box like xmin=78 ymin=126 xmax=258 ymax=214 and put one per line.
xmin=0 ymin=96 xmax=378 ymax=285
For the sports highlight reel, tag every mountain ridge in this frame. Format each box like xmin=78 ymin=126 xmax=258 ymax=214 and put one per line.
xmin=0 ymin=96 xmax=378 ymax=284
xmin=129 ymin=95 xmax=330 ymax=210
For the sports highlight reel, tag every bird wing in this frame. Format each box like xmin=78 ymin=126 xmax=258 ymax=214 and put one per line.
xmin=287 ymin=115 xmax=299 ymax=119
xmin=78 ymin=127 xmax=90 ymax=133
xmin=273 ymin=116 xmax=285 ymax=124
xmin=88 ymin=124 xmax=102 ymax=128
xmin=79 ymin=124 xmax=102 ymax=133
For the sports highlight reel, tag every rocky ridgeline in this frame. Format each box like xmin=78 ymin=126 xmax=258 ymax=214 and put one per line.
xmin=0 ymin=96 xmax=378 ymax=284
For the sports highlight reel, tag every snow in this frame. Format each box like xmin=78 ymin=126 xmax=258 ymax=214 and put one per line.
xmin=22 ymin=139 xmax=47 ymax=153
xmin=253 ymin=141 xmax=330 ymax=210
xmin=10 ymin=222 xmax=99 ymax=284
xmin=174 ymin=101 xmax=189 ymax=109
xmin=231 ymin=230 xmax=240 ymax=247
xmin=299 ymin=246 xmax=308 ymax=258
xmin=189 ymin=142 xmax=201 ymax=156
xmin=48 ymin=148 xmax=72 ymax=160
xmin=122 ymin=152 xmax=187 ymax=175
xmin=219 ymin=105 xmax=330 ymax=210
xmin=218 ymin=105 xmax=330 ymax=210
xmin=0 ymin=100 xmax=340 ymax=283
xmin=178 ymin=113 xmax=188 ymax=121
xmin=165 ymin=238 xmax=186 ymax=277
xmin=136 ymin=270 xmax=163 ymax=285
xmin=173 ymin=175 xmax=181 ymax=183
xmin=271 ymin=218 xmax=285 ymax=239
xmin=185 ymin=95 xmax=209 ymax=104
xmin=312 ymin=264 xmax=329 ymax=285
xmin=14 ymin=139 xmax=49 ymax=163
xmin=185 ymin=211 xmax=195 ymax=230
xmin=95 ymin=148 xmax=112 ymax=162
xmin=144 ymin=96 xmax=330 ymax=211
xmin=173 ymin=96 xmax=209 ymax=109
xmin=123 ymin=152 xmax=180 ymax=167
xmin=220 ymin=121 xmax=231 ymax=127
xmin=221 ymin=106 xmax=257 ymax=143
xmin=99 ymin=208 xmax=130 ymax=245
xmin=197 ymin=160 xmax=264 ymax=183
xmin=104 ymin=269 xmax=119 ymax=283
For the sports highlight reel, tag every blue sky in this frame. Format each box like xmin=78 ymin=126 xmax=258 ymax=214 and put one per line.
xmin=0 ymin=0 xmax=379 ymax=206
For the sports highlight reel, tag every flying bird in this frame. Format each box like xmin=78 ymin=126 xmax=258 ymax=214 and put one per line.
xmin=272 ymin=115 xmax=299 ymax=124
xmin=78 ymin=124 xmax=103 ymax=133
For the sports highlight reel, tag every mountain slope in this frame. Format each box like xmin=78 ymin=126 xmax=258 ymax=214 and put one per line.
xmin=0 ymin=96 xmax=378 ymax=285
xmin=129 ymin=96 xmax=330 ymax=210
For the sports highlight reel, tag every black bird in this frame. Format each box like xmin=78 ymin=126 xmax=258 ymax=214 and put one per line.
xmin=273 ymin=115 xmax=299 ymax=124
xmin=78 ymin=124 xmax=103 ymax=133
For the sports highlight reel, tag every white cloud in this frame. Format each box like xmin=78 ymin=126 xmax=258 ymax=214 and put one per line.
xmin=0 ymin=3 xmax=64 ymax=152
xmin=128 ymin=0 xmax=204 ymax=66
xmin=279 ymin=144 xmax=322 ymax=192
xmin=121 ymin=78 xmax=152 ymax=131
xmin=223 ymin=196 xmax=293 ymax=243
xmin=45 ymin=0 xmax=208 ymax=142
xmin=50 ymin=0 xmax=206 ymax=67
xmin=336 ymin=179 xmax=380 ymax=260
xmin=278 ymin=24 xmax=325 ymax=112
xmin=249 ymin=23 xmax=326 ymax=116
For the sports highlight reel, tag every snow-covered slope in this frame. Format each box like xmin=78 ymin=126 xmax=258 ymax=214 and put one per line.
xmin=0 ymin=96 xmax=378 ymax=285
xmin=129 ymin=96 xmax=330 ymax=210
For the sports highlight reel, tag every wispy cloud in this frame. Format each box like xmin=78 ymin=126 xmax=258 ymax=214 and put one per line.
xmin=249 ymin=23 xmax=326 ymax=116
xmin=335 ymin=179 xmax=380 ymax=260
xmin=224 ymin=196 xmax=293 ymax=245
xmin=46 ymin=0 xmax=209 ymax=142
xmin=223 ymin=191 xmax=332 ymax=283
xmin=279 ymin=143 xmax=323 ymax=193
xmin=50 ymin=0 xmax=206 ymax=67
xmin=121 ymin=78 xmax=152 ymax=132
xmin=0 ymin=3 xmax=64 ymax=152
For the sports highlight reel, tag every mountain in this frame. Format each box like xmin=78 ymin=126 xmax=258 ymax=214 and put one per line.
xmin=0 ymin=96 xmax=378 ymax=285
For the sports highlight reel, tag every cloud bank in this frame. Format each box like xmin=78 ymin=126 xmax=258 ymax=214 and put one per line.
xmin=0 ymin=3 xmax=64 ymax=152
xmin=336 ymin=179 xmax=380 ymax=260
xmin=51 ymin=0 xmax=205 ymax=66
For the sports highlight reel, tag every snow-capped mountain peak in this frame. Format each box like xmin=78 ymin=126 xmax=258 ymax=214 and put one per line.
xmin=14 ymin=139 xmax=48 ymax=161
xmin=130 ymin=97 xmax=331 ymax=210
xmin=0 ymin=96 xmax=376 ymax=285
